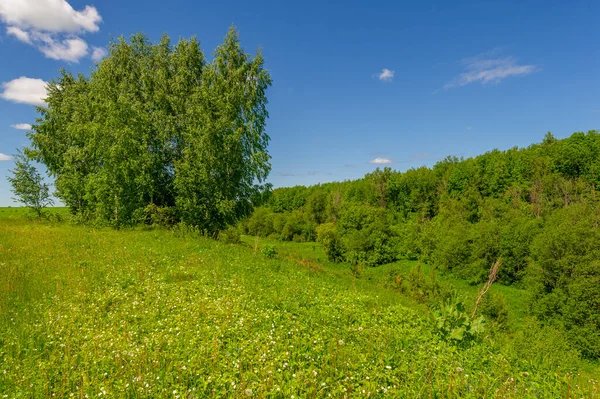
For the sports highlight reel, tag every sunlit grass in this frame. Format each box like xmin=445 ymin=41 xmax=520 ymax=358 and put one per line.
xmin=0 ymin=214 xmax=598 ymax=397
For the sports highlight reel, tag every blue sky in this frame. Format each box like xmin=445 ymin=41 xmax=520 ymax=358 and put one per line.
xmin=0 ymin=0 xmax=599 ymax=206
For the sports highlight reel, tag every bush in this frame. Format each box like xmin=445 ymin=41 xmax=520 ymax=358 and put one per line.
xmin=430 ymin=218 xmax=472 ymax=276
xmin=430 ymin=298 xmax=485 ymax=345
xmin=479 ymin=291 xmax=510 ymax=327
xmin=261 ymin=245 xmax=278 ymax=259
xmin=243 ymin=207 xmax=274 ymax=237
xmin=394 ymin=216 xmax=421 ymax=260
xmin=171 ymin=222 xmax=202 ymax=239
xmin=505 ymin=317 xmax=580 ymax=371
xmin=338 ymin=204 xmax=397 ymax=266
xmin=316 ymin=222 xmax=345 ymax=262
xmin=280 ymin=210 xmax=314 ymax=242
xmin=395 ymin=264 xmax=452 ymax=304
xmin=142 ymin=204 xmax=176 ymax=227
xmin=219 ymin=226 xmax=241 ymax=244
xmin=497 ymin=213 xmax=541 ymax=284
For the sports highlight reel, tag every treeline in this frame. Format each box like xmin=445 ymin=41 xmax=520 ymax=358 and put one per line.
xmin=242 ymin=131 xmax=600 ymax=359
xmin=26 ymin=28 xmax=271 ymax=233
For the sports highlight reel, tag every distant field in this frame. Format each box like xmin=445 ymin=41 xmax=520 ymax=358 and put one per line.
xmin=1 ymin=214 xmax=598 ymax=397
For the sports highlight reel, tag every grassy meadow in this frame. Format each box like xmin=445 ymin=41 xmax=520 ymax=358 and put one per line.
xmin=1 ymin=208 xmax=598 ymax=398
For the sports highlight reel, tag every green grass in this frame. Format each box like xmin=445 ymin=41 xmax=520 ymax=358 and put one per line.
xmin=1 ymin=214 xmax=598 ymax=397
xmin=241 ymin=235 xmax=529 ymax=320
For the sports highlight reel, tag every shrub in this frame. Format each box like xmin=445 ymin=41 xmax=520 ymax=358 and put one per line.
xmin=505 ymin=317 xmax=580 ymax=371
xmin=219 ymin=226 xmax=241 ymax=244
xmin=316 ymin=222 xmax=345 ymax=262
xmin=261 ymin=244 xmax=278 ymax=259
xmin=430 ymin=218 xmax=472 ymax=276
xmin=244 ymin=207 xmax=275 ymax=237
xmin=142 ymin=204 xmax=176 ymax=227
xmin=397 ymin=264 xmax=452 ymax=304
xmin=497 ymin=213 xmax=541 ymax=284
xmin=338 ymin=204 xmax=397 ymax=266
xmin=280 ymin=210 xmax=314 ymax=242
xmin=430 ymin=298 xmax=485 ymax=345
xmin=479 ymin=291 xmax=510 ymax=327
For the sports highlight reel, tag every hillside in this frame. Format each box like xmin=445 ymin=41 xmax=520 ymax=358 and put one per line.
xmin=0 ymin=209 xmax=598 ymax=397
xmin=242 ymin=131 xmax=600 ymax=360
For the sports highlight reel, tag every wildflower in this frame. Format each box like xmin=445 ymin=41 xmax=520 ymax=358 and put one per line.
xmin=456 ymin=367 xmax=463 ymax=372
xmin=338 ymin=339 xmax=344 ymax=346
xmin=385 ymin=365 xmax=392 ymax=370
xmin=244 ymin=388 xmax=253 ymax=396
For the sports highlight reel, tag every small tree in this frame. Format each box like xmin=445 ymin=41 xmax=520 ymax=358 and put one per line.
xmin=7 ymin=150 xmax=53 ymax=217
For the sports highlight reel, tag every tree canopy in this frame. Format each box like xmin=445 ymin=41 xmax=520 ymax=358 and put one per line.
xmin=28 ymin=27 xmax=272 ymax=232
xmin=7 ymin=150 xmax=53 ymax=217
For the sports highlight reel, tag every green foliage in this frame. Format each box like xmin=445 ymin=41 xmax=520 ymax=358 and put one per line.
xmin=395 ymin=263 xmax=452 ymax=303
xmin=243 ymin=206 xmax=275 ymax=236
xmin=505 ymin=317 xmax=581 ymax=372
xmin=29 ymin=27 xmax=271 ymax=231
xmin=479 ymin=291 xmax=510 ymax=327
xmin=305 ymin=190 xmax=328 ymax=224
xmin=338 ymin=204 xmax=397 ymax=266
xmin=315 ymin=222 xmax=344 ymax=262
xmin=388 ymin=167 xmax=438 ymax=217
xmin=430 ymin=298 xmax=485 ymax=344
xmin=260 ymin=244 xmax=278 ymax=258
xmin=269 ymin=185 xmax=308 ymax=212
xmin=280 ymin=210 xmax=314 ymax=242
xmin=497 ymin=212 xmax=540 ymax=283
xmin=237 ymin=130 xmax=600 ymax=358
xmin=242 ymin=207 xmax=315 ymax=242
xmin=1 ymin=213 xmax=598 ymax=397
xmin=529 ymin=203 xmax=600 ymax=359
xmin=139 ymin=203 xmax=176 ymax=227
xmin=7 ymin=150 xmax=54 ymax=217
xmin=0 ymin=212 xmax=600 ymax=398
xmin=218 ymin=226 xmax=241 ymax=244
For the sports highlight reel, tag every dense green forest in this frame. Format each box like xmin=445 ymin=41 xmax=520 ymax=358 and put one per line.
xmin=242 ymin=131 xmax=600 ymax=359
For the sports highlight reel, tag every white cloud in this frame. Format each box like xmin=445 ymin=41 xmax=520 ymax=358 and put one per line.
xmin=0 ymin=0 xmax=102 ymax=62
xmin=0 ymin=153 xmax=13 ymax=161
xmin=376 ymin=68 xmax=394 ymax=82
xmin=0 ymin=0 xmax=101 ymax=33
xmin=6 ymin=26 xmax=30 ymax=43
xmin=465 ymin=125 xmax=473 ymax=130
xmin=91 ymin=46 xmax=108 ymax=61
xmin=445 ymin=52 xmax=538 ymax=89
xmin=370 ymin=157 xmax=393 ymax=164
xmin=11 ymin=123 xmax=32 ymax=130
xmin=1 ymin=77 xmax=48 ymax=106
xmin=38 ymin=36 xmax=89 ymax=62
